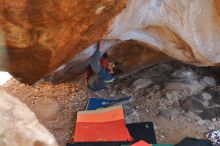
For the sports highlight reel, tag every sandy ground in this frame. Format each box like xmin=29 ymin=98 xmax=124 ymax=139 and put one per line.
xmin=3 ymin=61 xmax=220 ymax=146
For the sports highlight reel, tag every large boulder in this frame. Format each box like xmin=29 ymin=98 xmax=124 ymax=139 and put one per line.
xmin=0 ymin=89 xmax=58 ymax=146
xmin=108 ymin=0 xmax=220 ymax=66
xmin=1 ymin=0 xmax=220 ymax=83
xmin=0 ymin=0 xmax=127 ymax=83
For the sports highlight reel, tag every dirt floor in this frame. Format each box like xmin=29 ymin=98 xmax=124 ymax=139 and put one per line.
xmin=3 ymin=60 xmax=220 ymax=146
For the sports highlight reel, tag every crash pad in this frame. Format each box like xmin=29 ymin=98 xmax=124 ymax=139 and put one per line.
xmin=131 ymin=140 xmax=151 ymax=146
xmin=86 ymin=96 xmax=131 ymax=110
xmin=152 ymin=144 xmax=173 ymax=146
xmin=127 ymin=122 xmax=157 ymax=144
xmin=68 ymin=122 xmax=157 ymax=146
xmin=67 ymin=142 xmax=128 ymax=146
xmin=74 ymin=105 xmax=133 ymax=142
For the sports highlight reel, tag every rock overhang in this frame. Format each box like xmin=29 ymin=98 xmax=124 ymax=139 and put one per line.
xmin=1 ymin=0 xmax=220 ymax=84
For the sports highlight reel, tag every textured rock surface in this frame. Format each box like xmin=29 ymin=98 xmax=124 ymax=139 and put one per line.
xmin=107 ymin=41 xmax=168 ymax=76
xmin=1 ymin=0 xmax=220 ymax=83
xmin=0 ymin=0 xmax=127 ymax=83
xmin=108 ymin=0 xmax=220 ymax=66
xmin=0 ymin=89 xmax=58 ymax=146
xmin=49 ymin=40 xmax=168 ymax=83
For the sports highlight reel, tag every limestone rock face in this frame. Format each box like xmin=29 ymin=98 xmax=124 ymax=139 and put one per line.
xmin=0 ymin=89 xmax=58 ymax=146
xmin=1 ymin=0 xmax=220 ymax=83
xmin=108 ymin=0 xmax=220 ymax=66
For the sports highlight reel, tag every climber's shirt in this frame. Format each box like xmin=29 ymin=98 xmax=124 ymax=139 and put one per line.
xmin=87 ymin=50 xmax=115 ymax=91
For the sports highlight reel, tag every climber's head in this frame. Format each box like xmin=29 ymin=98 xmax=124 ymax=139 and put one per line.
xmin=101 ymin=58 xmax=121 ymax=75
xmin=107 ymin=61 xmax=115 ymax=75
xmin=101 ymin=58 xmax=113 ymax=73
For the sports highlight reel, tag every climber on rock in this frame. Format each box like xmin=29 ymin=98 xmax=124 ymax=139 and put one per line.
xmin=86 ymin=41 xmax=120 ymax=91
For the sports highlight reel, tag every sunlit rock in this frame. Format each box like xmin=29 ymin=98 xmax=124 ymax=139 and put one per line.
xmin=0 ymin=89 xmax=58 ymax=146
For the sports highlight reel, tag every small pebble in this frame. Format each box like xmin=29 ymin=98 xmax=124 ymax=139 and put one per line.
xmin=212 ymin=118 xmax=216 ymax=122
xmin=121 ymin=90 xmax=126 ymax=95
xmin=208 ymin=126 xmax=215 ymax=130
xmin=160 ymin=135 xmax=165 ymax=139
xmin=171 ymin=116 xmax=175 ymax=121
xmin=136 ymin=105 xmax=140 ymax=109
xmin=197 ymin=119 xmax=204 ymax=126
